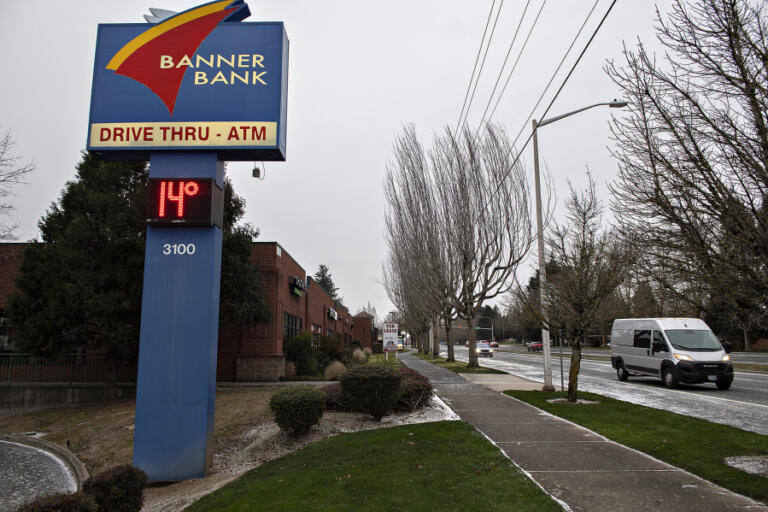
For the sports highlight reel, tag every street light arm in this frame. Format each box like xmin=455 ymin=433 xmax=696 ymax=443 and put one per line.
xmin=537 ymin=102 xmax=613 ymax=128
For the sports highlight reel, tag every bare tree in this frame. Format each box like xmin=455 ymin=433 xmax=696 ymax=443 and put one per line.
xmin=432 ymin=124 xmax=534 ymax=367
xmin=607 ymin=0 xmax=768 ymax=350
xmin=384 ymin=125 xmax=460 ymax=359
xmin=384 ymin=124 xmax=534 ymax=367
xmin=543 ymin=174 xmax=632 ymax=402
xmin=0 ymin=129 xmax=34 ymax=239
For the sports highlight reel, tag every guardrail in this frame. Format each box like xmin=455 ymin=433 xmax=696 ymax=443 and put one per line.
xmin=0 ymin=355 xmax=137 ymax=386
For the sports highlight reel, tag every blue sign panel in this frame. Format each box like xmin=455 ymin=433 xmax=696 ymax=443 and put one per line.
xmin=134 ymin=152 xmax=223 ymax=481
xmin=88 ymin=0 xmax=288 ymax=161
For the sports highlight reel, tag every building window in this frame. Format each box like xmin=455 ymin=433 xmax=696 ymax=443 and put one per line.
xmin=311 ymin=324 xmax=321 ymax=343
xmin=326 ymin=329 xmax=334 ymax=337
xmin=283 ymin=312 xmax=302 ymax=343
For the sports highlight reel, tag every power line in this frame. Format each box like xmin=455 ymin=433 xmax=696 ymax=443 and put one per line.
xmin=474 ymin=0 xmax=543 ymax=135
xmin=491 ymin=0 xmax=620 ymax=200
xmin=455 ymin=0 xmax=499 ymax=137
xmin=455 ymin=0 xmax=506 ymax=137
xmin=504 ymin=0 xmax=601 ymax=149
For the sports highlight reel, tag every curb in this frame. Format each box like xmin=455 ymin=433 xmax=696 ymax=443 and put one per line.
xmin=0 ymin=434 xmax=90 ymax=489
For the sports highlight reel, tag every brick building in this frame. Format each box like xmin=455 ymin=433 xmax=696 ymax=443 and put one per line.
xmin=0 ymin=244 xmax=24 ymax=352
xmin=0 ymin=241 xmax=378 ymax=381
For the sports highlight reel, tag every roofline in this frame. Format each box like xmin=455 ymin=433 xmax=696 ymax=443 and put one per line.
xmin=252 ymin=241 xmax=305 ymax=275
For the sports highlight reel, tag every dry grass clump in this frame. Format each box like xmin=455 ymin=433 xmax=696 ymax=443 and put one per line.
xmin=323 ymin=361 xmax=346 ymax=380
xmin=352 ymin=348 xmax=368 ymax=362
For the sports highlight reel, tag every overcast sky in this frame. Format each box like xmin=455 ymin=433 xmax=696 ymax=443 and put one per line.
xmin=0 ymin=0 xmax=673 ymax=320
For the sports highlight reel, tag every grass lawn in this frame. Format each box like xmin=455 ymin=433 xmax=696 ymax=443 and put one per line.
xmin=185 ymin=421 xmax=561 ymax=512
xmin=367 ymin=353 xmax=405 ymax=368
xmin=505 ymin=390 xmax=768 ymax=504
xmin=413 ymin=352 xmax=506 ymax=374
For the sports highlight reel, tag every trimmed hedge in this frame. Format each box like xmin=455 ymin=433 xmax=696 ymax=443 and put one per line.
xmin=339 ymin=365 xmax=402 ymax=420
xmin=270 ymin=385 xmax=325 ymax=434
xmin=82 ymin=465 xmax=147 ymax=512
xmin=17 ymin=492 xmax=97 ymax=512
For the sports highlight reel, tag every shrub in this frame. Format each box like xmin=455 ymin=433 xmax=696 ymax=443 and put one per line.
xmin=396 ymin=367 xmax=433 ymax=412
xmin=323 ymin=360 xmax=346 ymax=380
xmin=352 ymin=348 xmax=368 ymax=363
xmin=317 ymin=335 xmax=345 ymax=368
xmin=372 ymin=342 xmax=383 ymax=354
xmin=269 ymin=385 xmax=325 ymax=434
xmin=319 ymin=382 xmax=345 ymax=410
xmin=17 ymin=492 xmax=97 ymax=512
xmin=339 ymin=365 xmax=402 ymax=420
xmin=284 ymin=332 xmax=318 ymax=376
xmin=82 ymin=465 xmax=147 ymax=512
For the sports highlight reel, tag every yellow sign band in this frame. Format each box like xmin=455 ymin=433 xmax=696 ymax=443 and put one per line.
xmin=90 ymin=121 xmax=277 ymax=147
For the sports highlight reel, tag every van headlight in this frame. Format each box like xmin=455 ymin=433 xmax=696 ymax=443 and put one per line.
xmin=673 ymin=353 xmax=693 ymax=361
xmin=722 ymin=354 xmax=730 ymax=362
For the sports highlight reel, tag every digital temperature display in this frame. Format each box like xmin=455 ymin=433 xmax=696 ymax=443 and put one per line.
xmin=147 ymin=178 xmax=223 ymax=227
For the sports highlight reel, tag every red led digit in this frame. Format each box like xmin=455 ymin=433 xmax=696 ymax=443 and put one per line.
xmin=167 ymin=181 xmax=185 ymax=217
xmin=159 ymin=181 xmax=167 ymax=217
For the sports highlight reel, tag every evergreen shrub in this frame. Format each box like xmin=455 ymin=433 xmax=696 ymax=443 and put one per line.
xmin=319 ymin=382 xmax=345 ymax=410
xmin=339 ymin=365 xmax=402 ymax=420
xmin=17 ymin=492 xmax=97 ymax=512
xmin=317 ymin=335 xmax=345 ymax=368
xmin=284 ymin=331 xmax=317 ymax=376
xmin=269 ymin=385 xmax=325 ymax=434
xmin=82 ymin=465 xmax=147 ymax=512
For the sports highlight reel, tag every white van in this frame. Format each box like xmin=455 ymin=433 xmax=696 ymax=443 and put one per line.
xmin=610 ymin=318 xmax=734 ymax=390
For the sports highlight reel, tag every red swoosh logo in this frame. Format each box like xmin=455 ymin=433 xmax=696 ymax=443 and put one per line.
xmin=107 ymin=1 xmax=248 ymax=115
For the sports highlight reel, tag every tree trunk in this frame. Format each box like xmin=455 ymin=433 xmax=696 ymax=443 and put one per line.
xmin=567 ymin=335 xmax=582 ymax=403
xmin=743 ymin=325 xmax=751 ymax=352
xmin=467 ymin=316 xmax=479 ymax=368
xmin=431 ymin=317 xmax=440 ymax=357
xmin=446 ymin=321 xmax=455 ymax=362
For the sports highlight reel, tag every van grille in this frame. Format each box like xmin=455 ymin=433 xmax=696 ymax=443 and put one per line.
xmin=692 ymin=362 xmax=726 ymax=374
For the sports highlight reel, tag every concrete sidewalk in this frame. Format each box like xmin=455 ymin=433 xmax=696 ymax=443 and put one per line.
xmin=399 ymin=352 xmax=767 ymax=512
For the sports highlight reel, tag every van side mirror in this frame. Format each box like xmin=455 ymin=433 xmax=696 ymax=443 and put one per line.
xmin=651 ymin=340 xmax=666 ymax=353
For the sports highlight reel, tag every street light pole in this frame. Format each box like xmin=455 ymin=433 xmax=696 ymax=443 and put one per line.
xmin=531 ymin=100 xmax=627 ymax=393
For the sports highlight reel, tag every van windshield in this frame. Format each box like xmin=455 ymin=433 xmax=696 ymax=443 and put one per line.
xmin=664 ymin=329 xmax=722 ymax=351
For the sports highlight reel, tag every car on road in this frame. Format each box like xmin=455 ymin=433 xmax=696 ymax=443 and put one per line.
xmin=476 ymin=343 xmax=494 ymax=357
xmin=489 ymin=341 xmax=500 ymax=348
xmin=397 ymin=342 xmax=405 ymax=351
xmin=610 ymin=317 xmax=734 ymax=390
xmin=527 ymin=342 xmax=542 ymax=352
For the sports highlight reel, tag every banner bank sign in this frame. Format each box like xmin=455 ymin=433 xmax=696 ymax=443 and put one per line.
xmin=88 ymin=0 xmax=288 ymax=161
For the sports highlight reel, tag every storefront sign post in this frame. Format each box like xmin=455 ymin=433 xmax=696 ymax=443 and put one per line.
xmin=87 ymin=0 xmax=288 ymax=482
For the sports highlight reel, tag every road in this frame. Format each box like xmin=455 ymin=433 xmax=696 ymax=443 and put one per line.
xmin=442 ymin=345 xmax=768 ymax=435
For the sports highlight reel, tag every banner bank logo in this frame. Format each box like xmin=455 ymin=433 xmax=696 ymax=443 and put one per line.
xmin=88 ymin=0 xmax=289 ymax=161
xmin=107 ymin=0 xmax=251 ymax=115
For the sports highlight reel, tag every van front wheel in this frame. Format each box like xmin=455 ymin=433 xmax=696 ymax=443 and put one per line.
xmin=616 ymin=362 xmax=629 ymax=381
xmin=716 ymin=377 xmax=732 ymax=390
xmin=663 ymin=367 xmax=679 ymax=389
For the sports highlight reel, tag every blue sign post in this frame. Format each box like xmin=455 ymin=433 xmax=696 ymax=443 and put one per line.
xmin=88 ymin=0 xmax=288 ymax=481
xmin=133 ymin=153 xmax=223 ymax=480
